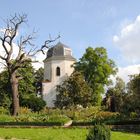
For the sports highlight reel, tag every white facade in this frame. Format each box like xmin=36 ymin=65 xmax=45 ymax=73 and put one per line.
xmin=42 ymin=42 xmax=76 ymax=107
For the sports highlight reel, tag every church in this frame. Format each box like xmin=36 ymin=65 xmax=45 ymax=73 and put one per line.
xmin=42 ymin=42 xmax=76 ymax=107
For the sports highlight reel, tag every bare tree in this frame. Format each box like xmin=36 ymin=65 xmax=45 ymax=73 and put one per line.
xmin=0 ymin=14 xmax=58 ymax=116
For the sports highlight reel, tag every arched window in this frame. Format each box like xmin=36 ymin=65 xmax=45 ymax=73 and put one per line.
xmin=56 ymin=67 xmax=60 ymax=76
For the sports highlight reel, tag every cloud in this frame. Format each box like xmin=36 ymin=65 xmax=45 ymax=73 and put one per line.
xmin=117 ymin=64 xmax=140 ymax=82
xmin=113 ymin=15 xmax=140 ymax=63
xmin=0 ymin=40 xmax=45 ymax=71
xmin=32 ymin=51 xmax=46 ymax=69
xmin=0 ymin=27 xmax=46 ymax=71
xmin=0 ymin=40 xmax=20 ymax=70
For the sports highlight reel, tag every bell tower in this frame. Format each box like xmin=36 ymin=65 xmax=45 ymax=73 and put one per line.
xmin=42 ymin=42 xmax=76 ymax=107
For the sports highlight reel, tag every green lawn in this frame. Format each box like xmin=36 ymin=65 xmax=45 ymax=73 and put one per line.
xmin=112 ymin=131 xmax=140 ymax=140
xmin=0 ymin=128 xmax=139 ymax=140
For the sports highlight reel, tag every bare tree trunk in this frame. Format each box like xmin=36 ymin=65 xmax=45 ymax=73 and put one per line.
xmin=10 ymin=72 xmax=19 ymax=116
xmin=0 ymin=14 xmax=58 ymax=116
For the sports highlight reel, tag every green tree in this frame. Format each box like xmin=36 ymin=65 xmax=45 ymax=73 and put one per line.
xmin=74 ymin=47 xmax=117 ymax=105
xmin=34 ymin=67 xmax=44 ymax=97
xmin=105 ymin=77 xmax=125 ymax=112
xmin=122 ymin=74 xmax=140 ymax=116
xmin=87 ymin=124 xmax=110 ymax=140
xmin=0 ymin=70 xmax=11 ymax=109
xmin=0 ymin=14 xmax=37 ymax=115
xmin=0 ymin=63 xmax=45 ymax=112
xmin=21 ymin=94 xmax=46 ymax=112
xmin=127 ymin=74 xmax=140 ymax=95
xmin=55 ymin=71 xmax=93 ymax=108
xmin=0 ymin=14 xmax=55 ymax=115
xmin=18 ymin=62 xmax=36 ymax=105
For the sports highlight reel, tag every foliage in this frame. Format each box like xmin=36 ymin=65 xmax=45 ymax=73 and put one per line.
xmin=121 ymin=74 xmax=140 ymax=116
xmin=86 ymin=124 xmax=111 ymax=140
xmin=130 ymin=112 xmax=138 ymax=119
xmin=0 ymin=62 xmax=45 ymax=113
xmin=0 ymin=70 xmax=11 ymax=109
xmin=104 ymin=77 xmax=125 ymax=112
xmin=34 ymin=67 xmax=44 ymax=96
xmin=63 ymin=106 xmax=101 ymax=122
xmin=74 ymin=47 xmax=117 ymax=105
xmin=0 ymin=14 xmax=37 ymax=115
xmin=94 ymin=111 xmax=120 ymax=123
xmin=55 ymin=71 xmax=93 ymax=108
xmin=19 ymin=107 xmax=32 ymax=115
xmin=21 ymin=94 xmax=46 ymax=112
xmin=0 ymin=115 xmax=15 ymax=122
xmin=0 ymin=107 xmax=121 ymax=125
xmin=18 ymin=62 xmax=36 ymax=101
xmin=41 ymin=107 xmax=120 ymax=123
xmin=0 ymin=107 xmax=10 ymax=115
xmin=121 ymin=94 xmax=140 ymax=116
xmin=127 ymin=73 xmax=140 ymax=95
xmin=0 ymin=14 xmax=53 ymax=116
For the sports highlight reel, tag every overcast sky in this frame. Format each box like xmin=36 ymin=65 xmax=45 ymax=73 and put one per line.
xmin=0 ymin=0 xmax=140 ymax=81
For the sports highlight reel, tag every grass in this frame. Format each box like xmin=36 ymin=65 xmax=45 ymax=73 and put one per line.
xmin=0 ymin=128 xmax=139 ymax=140
xmin=111 ymin=131 xmax=140 ymax=140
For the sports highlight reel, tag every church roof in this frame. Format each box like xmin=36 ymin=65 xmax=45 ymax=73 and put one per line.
xmin=46 ymin=42 xmax=73 ymax=59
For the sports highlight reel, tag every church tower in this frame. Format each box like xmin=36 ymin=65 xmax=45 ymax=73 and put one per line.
xmin=42 ymin=42 xmax=76 ymax=107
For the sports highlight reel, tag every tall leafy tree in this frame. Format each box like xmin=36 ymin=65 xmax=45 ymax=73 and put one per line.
xmin=122 ymin=74 xmax=140 ymax=115
xmin=0 ymin=70 xmax=11 ymax=109
xmin=34 ymin=67 xmax=44 ymax=97
xmin=0 ymin=62 xmax=34 ymax=105
xmin=105 ymin=77 xmax=125 ymax=112
xmin=127 ymin=74 xmax=140 ymax=95
xmin=18 ymin=62 xmax=36 ymax=103
xmin=74 ymin=47 xmax=117 ymax=105
xmin=55 ymin=71 xmax=93 ymax=108
xmin=0 ymin=63 xmax=45 ymax=112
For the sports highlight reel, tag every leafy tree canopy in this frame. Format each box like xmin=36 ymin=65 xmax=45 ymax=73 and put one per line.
xmin=0 ymin=70 xmax=11 ymax=109
xmin=74 ymin=47 xmax=117 ymax=105
xmin=122 ymin=74 xmax=140 ymax=115
xmin=0 ymin=63 xmax=45 ymax=112
xmin=104 ymin=77 xmax=125 ymax=112
xmin=55 ymin=71 xmax=93 ymax=108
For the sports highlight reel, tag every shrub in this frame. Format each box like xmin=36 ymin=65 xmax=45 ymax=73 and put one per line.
xmin=94 ymin=111 xmax=120 ymax=123
xmin=0 ymin=107 xmax=10 ymax=115
xmin=19 ymin=107 xmax=32 ymax=115
xmin=0 ymin=115 xmax=15 ymax=122
xmin=64 ymin=106 xmax=101 ymax=122
xmin=130 ymin=112 xmax=138 ymax=119
xmin=86 ymin=124 xmax=110 ymax=140
xmin=21 ymin=95 xmax=46 ymax=112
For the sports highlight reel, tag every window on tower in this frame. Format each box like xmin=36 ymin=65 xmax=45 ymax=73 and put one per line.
xmin=56 ymin=67 xmax=60 ymax=76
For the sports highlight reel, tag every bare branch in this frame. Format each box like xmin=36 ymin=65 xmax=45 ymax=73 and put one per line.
xmin=28 ymin=35 xmax=61 ymax=56
xmin=0 ymin=36 xmax=9 ymax=55
xmin=0 ymin=54 xmax=6 ymax=61
xmin=16 ymin=34 xmax=35 ymax=61
xmin=0 ymin=14 xmax=28 ymax=65
xmin=0 ymin=61 xmax=7 ymax=67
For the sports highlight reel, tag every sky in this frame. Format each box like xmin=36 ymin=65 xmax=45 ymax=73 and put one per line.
xmin=0 ymin=0 xmax=140 ymax=82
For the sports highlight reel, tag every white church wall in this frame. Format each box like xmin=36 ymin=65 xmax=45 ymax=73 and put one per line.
xmin=42 ymin=58 xmax=75 ymax=107
xmin=42 ymin=82 xmax=56 ymax=107
xmin=42 ymin=42 xmax=76 ymax=107
xmin=64 ymin=60 xmax=74 ymax=76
